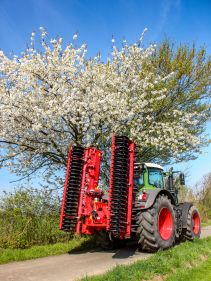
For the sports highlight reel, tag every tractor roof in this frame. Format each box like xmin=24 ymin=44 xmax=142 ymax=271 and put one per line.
xmin=144 ymin=163 xmax=164 ymax=170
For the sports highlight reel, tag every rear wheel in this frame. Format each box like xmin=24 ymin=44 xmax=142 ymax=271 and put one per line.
xmin=182 ymin=205 xmax=201 ymax=240
xmin=137 ymin=194 xmax=176 ymax=252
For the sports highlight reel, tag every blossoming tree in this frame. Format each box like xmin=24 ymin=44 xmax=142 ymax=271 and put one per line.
xmin=0 ymin=28 xmax=210 ymax=184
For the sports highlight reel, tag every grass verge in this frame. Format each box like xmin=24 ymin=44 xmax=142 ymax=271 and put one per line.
xmin=0 ymin=236 xmax=94 ymax=265
xmin=81 ymin=237 xmax=211 ymax=281
xmin=166 ymin=256 xmax=211 ymax=281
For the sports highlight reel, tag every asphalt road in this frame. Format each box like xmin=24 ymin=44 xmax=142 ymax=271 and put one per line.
xmin=0 ymin=226 xmax=210 ymax=281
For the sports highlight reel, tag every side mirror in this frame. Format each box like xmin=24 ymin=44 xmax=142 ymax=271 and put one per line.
xmin=179 ymin=173 xmax=185 ymax=185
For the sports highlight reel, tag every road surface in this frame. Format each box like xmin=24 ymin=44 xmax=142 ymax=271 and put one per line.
xmin=0 ymin=226 xmax=210 ymax=281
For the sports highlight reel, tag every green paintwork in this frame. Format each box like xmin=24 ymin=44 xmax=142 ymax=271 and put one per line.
xmin=143 ymin=170 xmax=153 ymax=189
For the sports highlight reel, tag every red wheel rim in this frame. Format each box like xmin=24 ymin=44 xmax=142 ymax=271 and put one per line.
xmin=158 ymin=207 xmax=173 ymax=240
xmin=192 ymin=212 xmax=200 ymax=234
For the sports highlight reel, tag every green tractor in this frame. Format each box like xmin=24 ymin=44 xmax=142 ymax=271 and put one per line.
xmin=133 ymin=162 xmax=201 ymax=252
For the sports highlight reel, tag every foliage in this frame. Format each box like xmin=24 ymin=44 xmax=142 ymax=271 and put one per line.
xmin=0 ymin=187 xmax=70 ymax=248
xmin=148 ymin=40 xmax=211 ymax=163
xmin=178 ymin=185 xmax=196 ymax=203
xmin=197 ymin=172 xmax=211 ymax=208
xmin=0 ymin=29 xmax=210 ymax=185
xmin=195 ymin=172 xmax=211 ymax=221
xmin=177 ymin=171 xmax=211 ymax=222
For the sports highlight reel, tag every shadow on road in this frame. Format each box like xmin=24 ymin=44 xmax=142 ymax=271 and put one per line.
xmin=68 ymin=239 xmax=139 ymax=259
xmin=68 ymin=238 xmax=97 ymax=254
xmin=112 ymin=244 xmax=137 ymax=259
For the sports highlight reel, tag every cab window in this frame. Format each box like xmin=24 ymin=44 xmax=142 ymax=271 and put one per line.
xmin=134 ymin=172 xmax=144 ymax=187
xmin=148 ymin=168 xmax=163 ymax=188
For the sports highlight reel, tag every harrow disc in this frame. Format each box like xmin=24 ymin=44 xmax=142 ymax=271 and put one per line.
xmin=109 ymin=136 xmax=130 ymax=236
xmin=60 ymin=146 xmax=84 ymax=231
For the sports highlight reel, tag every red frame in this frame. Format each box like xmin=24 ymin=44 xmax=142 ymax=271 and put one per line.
xmin=77 ymin=147 xmax=108 ymax=235
xmin=125 ymin=141 xmax=135 ymax=238
xmin=106 ymin=135 xmax=115 ymax=231
xmin=76 ymin=149 xmax=89 ymax=234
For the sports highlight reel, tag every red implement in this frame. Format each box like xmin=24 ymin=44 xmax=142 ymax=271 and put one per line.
xmin=60 ymin=136 xmax=135 ymax=239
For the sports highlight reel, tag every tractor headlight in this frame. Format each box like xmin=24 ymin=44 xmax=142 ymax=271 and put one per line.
xmin=138 ymin=192 xmax=148 ymax=201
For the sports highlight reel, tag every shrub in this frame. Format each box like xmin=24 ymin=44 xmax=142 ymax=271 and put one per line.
xmin=0 ymin=187 xmax=71 ymax=248
xmin=194 ymin=172 xmax=211 ymax=222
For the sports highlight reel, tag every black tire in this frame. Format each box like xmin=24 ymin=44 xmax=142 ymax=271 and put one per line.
xmin=112 ymin=237 xmax=127 ymax=248
xmin=137 ymin=194 xmax=176 ymax=252
xmin=94 ymin=231 xmax=126 ymax=250
xmin=182 ymin=205 xmax=201 ymax=240
xmin=94 ymin=231 xmax=113 ymax=250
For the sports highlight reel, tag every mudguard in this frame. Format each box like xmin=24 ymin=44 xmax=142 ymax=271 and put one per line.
xmin=135 ymin=189 xmax=177 ymax=210
xmin=178 ymin=202 xmax=193 ymax=228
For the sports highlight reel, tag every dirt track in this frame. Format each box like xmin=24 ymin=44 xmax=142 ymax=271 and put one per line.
xmin=0 ymin=226 xmax=210 ymax=281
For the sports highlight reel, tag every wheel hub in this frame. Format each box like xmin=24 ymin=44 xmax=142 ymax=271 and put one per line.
xmin=192 ymin=212 xmax=200 ymax=234
xmin=158 ymin=207 xmax=173 ymax=240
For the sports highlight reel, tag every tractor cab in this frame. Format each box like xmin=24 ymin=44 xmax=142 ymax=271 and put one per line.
xmin=134 ymin=163 xmax=164 ymax=190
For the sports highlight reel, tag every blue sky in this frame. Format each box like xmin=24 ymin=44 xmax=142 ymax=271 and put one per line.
xmin=0 ymin=0 xmax=210 ymax=190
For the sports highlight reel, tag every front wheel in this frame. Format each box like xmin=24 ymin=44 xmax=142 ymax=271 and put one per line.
xmin=182 ymin=205 xmax=201 ymax=240
xmin=137 ymin=194 xmax=176 ymax=252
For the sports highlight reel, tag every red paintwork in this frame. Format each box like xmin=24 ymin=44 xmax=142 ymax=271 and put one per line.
xmin=140 ymin=192 xmax=148 ymax=201
xmin=106 ymin=135 xmax=115 ymax=232
xmin=82 ymin=201 xmax=109 ymax=234
xmin=158 ymin=207 xmax=173 ymax=240
xmin=193 ymin=212 xmax=200 ymax=234
xmin=125 ymin=141 xmax=135 ymax=238
xmin=60 ymin=136 xmax=136 ymax=239
xmin=77 ymin=147 xmax=109 ymax=235
xmin=76 ymin=149 xmax=89 ymax=234
xmin=59 ymin=145 xmax=72 ymax=230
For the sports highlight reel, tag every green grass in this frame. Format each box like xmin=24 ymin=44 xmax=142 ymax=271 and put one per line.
xmin=166 ymin=257 xmax=211 ymax=281
xmin=81 ymin=237 xmax=211 ymax=281
xmin=0 ymin=236 xmax=94 ymax=264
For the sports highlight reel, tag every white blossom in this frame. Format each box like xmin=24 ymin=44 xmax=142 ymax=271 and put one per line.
xmin=0 ymin=29 xmax=204 ymax=181
xmin=73 ymin=33 xmax=78 ymax=40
